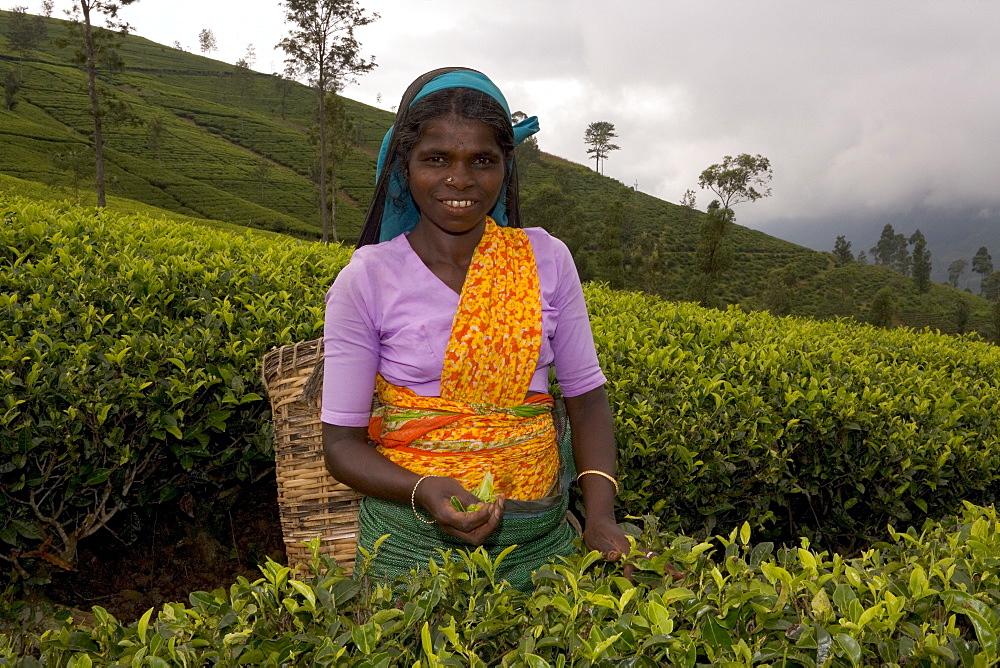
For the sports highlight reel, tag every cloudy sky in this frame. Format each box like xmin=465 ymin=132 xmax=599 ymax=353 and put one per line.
xmin=115 ymin=0 xmax=1000 ymax=253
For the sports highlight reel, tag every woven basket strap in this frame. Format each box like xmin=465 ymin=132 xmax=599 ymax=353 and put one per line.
xmin=299 ymin=357 xmax=325 ymax=404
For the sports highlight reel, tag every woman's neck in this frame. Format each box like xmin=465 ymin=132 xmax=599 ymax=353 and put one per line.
xmin=406 ymin=218 xmax=486 ymax=294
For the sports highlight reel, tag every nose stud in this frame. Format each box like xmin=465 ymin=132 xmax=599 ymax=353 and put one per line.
xmin=446 ymin=177 xmax=454 ymax=183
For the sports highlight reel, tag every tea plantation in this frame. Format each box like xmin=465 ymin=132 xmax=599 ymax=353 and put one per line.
xmin=4 ymin=193 xmax=1000 ymax=664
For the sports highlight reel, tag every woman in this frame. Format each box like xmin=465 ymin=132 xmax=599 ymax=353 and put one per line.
xmin=321 ymin=67 xmax=629 ymax=590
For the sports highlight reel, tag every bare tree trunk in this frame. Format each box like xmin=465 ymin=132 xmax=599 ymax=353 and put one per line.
xmin=82 ymin=1 xmax=106 ymax=207
xmin=316 ymin=72 xmax=329 ymax=244
xmin=329 ymin=154 xmax=339 ymax=244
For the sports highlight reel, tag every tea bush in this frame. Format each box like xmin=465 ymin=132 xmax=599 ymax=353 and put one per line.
xmin=6 ymin=191 xmax=1000 ymax=581
xmin=5 ymin=502 xmax=1000 ymax=665
xmin=0 ymin=195 xmax=350 ymax=581
xmin=586 ymin=287 xmax=1000 ymax=548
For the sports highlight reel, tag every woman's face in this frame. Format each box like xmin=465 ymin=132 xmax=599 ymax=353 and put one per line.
xmin=406 ymin=114 xmax=505 ymax=238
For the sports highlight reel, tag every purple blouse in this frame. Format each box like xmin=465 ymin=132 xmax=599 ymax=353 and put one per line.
xmin=321 ymin=227 xmax=607 ymax=427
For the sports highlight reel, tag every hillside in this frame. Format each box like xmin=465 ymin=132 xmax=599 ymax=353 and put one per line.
xmin=1 ymin=9 xmax=995 ymax=337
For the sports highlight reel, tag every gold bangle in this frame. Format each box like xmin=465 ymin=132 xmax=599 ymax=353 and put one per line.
xmin=411 ymin=475 xmax=439 ymax=524
xmin=576 ymin=469 xmax=619 ymax=495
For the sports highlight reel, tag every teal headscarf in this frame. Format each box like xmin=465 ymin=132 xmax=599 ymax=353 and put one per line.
xmin=358 ymin=68 xmax=539 ymax=246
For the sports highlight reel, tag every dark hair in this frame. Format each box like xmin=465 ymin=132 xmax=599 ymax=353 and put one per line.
xmin=357 ymin=67 xmax=522 ymax=247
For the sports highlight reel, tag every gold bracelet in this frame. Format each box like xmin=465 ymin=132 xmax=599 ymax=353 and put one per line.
xmin=576 ymin=469 xmax=619 ymax=495
xmin=410 ymin=475 xmax=439 ymax=524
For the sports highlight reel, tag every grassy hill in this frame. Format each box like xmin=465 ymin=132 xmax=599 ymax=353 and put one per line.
xmin=1 ymin=8 xmax=995 ymax=337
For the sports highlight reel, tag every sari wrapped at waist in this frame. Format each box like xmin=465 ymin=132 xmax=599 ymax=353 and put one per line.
xmin=369 ymin=374 xmax=559 ymax=501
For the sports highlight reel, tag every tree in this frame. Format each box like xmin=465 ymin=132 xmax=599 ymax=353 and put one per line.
xmin=693 ymin=153 xmax=772 ymax=306
xmin=42 ymin=0 xmax=54 ymax=17
xmin=982 ymin=271 xmax=1000 ymax=303
xmin=833 ymin=235 xmax=854 ymax=266
xmin=892 ymin=231 xmax=911 ymax=276
xmin=698 ymin=153 xmax=772 ymax=212
xmin=680 ymin=188 xmax=697 ymax=209
xmin=1 ymin=69 xmax=22 ymax=110
xmin=870 ymin=224 xmax=896 ymax=266
xmin=241 ymin=42 xmax=256 ymax=69
xmin=856 ymin=251 xmax=868 ymax=265
xmin=198 ymin=28 xmax=217 ymax=54
xmin=317 ymin=91 xmax=354 ymax=243
xmin=61 ymin=0 xmax=139 ymax=208
xmin=763 ymin=268 xmax=794 ymax=316
xmin=232 ymin=44 xmax=258 ymax=124
xmin=54 ymin=140 xmax=94 ymax=202
xmin=948 ymin=258 xmax=968 ymax=288
xmin=278 ymin=0 xmax=377 ymax=244
xmin=909 ymin=229 xmax=931 ymax=294
xmin=249 ymin=156 xmax=272 ymax=196
xmin=4 ymin=6 xmax=47 ymax=62
xmin=4 ymin=5 xmax=46 ymax=107
xmin=954 ymin=297 xmax=971 ymax=335
xmin=973 ymin=246 xmax=993 ymax=295
xmin=146 ymin=114 xmax=165 ymax=161
xmin=273 ymin=63 xmax=298 ymax=120
xmin=583 ymin=121 xmax=620 ymax=174
xmin=870 ymin=286 xmax=895 ymax=328
xmin=690 ymin=200 xmax=735 ymax=307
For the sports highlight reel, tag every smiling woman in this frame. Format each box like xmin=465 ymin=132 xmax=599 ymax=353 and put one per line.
xmin=319 ymin=67 xmax=633 ymax=591
xmin=405 ymin=115 xmax=506 ymax=270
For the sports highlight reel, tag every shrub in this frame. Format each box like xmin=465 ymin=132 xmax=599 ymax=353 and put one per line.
xmin=0 ymin=195 xmax=350 ymax=582
xmin=6 ymin=503 xmax=1000 ymax=665
xmin=586 ymin=289 xmax=1000 ymax=548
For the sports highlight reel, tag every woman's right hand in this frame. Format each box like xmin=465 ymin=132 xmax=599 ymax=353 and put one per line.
xmin=414 ymin=476 xmax=505 ymax=546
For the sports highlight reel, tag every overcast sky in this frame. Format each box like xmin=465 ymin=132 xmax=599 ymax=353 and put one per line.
xmin=113 ymin=0 xmax=1000 ymax=251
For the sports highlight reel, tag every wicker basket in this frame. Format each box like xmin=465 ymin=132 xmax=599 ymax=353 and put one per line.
xmin=262 ymin=338 xmax=362 ymax=574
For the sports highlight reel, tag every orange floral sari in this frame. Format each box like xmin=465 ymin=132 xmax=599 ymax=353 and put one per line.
xmin=369 ymin=218 xmax=559 ymax=500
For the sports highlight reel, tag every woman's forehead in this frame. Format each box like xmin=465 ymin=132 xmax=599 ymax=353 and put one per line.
xmin=414 ymin=115 xmax=501 ymax=151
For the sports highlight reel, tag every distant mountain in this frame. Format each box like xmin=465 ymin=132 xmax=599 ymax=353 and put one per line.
xmin=1 ymin=9 xmax=996 ymax=339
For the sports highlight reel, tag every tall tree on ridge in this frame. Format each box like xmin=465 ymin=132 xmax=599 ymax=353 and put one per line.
xmin=870 ymin=224 xmax=894 ymax=266
xmin=698 ymin=153 xmax=773 ymax=213
xmin=278 ymin=0 xmax=377 ymax=244
xmin=198 ymin=28 xmax=217 ymax=54
xmin=972 ymin=246 xmax=993 ymax=295
xmin=693 ymin=153 xmax=772 ymax=306
xmin=4 ymin=6 xmax=47 ymax=71
xmin=833 ymin=235 xmax=854 ymax=266
xmin=583 ymin=121 xmax=620 ymax=174
xmin=909 ymin=229 xmax=931 ymax=294
xmin=948 ymin=258 xmax=968 ymax=289
xmin=62 ymin=0 xmax=139 ymax=208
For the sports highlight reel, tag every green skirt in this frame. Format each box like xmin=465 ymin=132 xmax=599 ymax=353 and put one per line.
xmin=356 ymin=406 xmax=578 ymax=592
